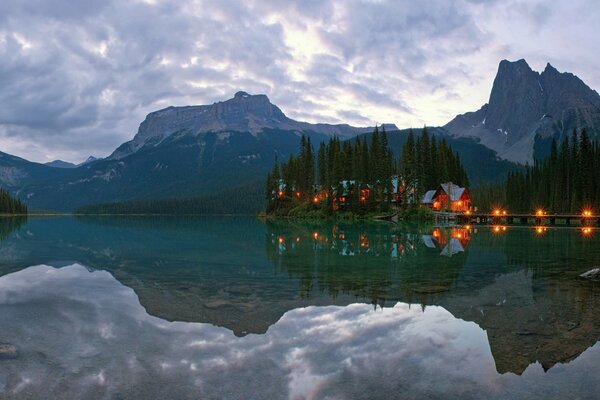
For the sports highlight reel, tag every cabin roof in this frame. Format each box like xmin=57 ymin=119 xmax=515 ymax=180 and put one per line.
xmin=440 ymin=182 xmax=467 ymax=202
xmin=422 ymin=190 xmax=436 ymax=204
xmin=440 ymin=238 xmax=465 ymax=257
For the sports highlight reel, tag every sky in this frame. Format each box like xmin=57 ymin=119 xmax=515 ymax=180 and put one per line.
xmin=1 ymin=0 xmax=599 ymax=164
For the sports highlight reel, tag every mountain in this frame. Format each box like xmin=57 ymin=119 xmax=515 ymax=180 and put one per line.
xmin=444 ymin=59 xmax=600 ymax=163
xmin=46 ymin=160 xmax=77 ymax=169
xmin=0 ymin=92 xmax=397 ymax=211
xmin=110 ymin=91 xmax=397 ymax=160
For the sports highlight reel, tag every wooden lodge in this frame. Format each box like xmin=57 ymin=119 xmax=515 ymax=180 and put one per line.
xmin=422 ymin=182 xmax=471 ymax=212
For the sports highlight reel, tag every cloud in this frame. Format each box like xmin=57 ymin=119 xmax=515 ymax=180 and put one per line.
xmin=0 ymin=0 xmax=598 ymax=162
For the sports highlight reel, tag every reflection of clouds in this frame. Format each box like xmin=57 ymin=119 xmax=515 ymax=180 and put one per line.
xmin=0 ymin=265 xmax=599 ymax=399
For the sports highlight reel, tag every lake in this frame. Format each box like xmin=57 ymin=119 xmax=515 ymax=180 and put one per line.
xmin=0 ymin=216 xmax=599 ymax=399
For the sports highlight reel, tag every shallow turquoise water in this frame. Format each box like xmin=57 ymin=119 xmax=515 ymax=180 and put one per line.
xmin=0 ymin=216 xmax=599 ymax=399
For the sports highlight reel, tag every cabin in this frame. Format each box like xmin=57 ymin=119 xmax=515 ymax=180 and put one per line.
xmin=422 ymin=182 xmax=471 ymax=212
xmin=391 ymin=176 xmax=417 ymax=205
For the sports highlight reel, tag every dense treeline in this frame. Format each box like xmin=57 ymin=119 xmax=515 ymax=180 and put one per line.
xmin=77 ymin=182 xmax=264 ymax=215
xmin=0 ymin=188 xmax=27 ymax=214
xmin=400 ymin=128 xmax=469 ymax=196
xmin=266 ymin=127 xmax=469 ymax=215
xmin=504 ymin=129 xmax=599 ymax=213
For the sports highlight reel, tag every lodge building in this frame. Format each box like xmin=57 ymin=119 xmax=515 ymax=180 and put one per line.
xmin=422 ymin=182 xmax=471 ymax=212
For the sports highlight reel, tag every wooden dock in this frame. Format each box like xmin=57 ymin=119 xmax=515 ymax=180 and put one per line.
xmin=436 ymin=211 xmax=599 ymax=226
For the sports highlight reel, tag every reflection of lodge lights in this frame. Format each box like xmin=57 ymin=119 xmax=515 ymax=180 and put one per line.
xmin=295 ymin=236 xmax=301 ymax=243
xmin=339 ymin=233 xmax=346 ymax=239
xmin=278 ymin=191 xmax=284 ymax=197
xmin=535 ymin=226 xmax=547 ymax=235
xmin=494 ymin=209 xmax=501 ymax=216
xmin=536 ymin=209 xmax=545 ymax=217
xmin=583 ymin=210 xmax=593 ymax=217
xmin=278 ymin=236 xmax=285 ymax=244
xmin=582 ymin=227 xmax=593 ymax=235
xmin=492 ymin=225 xmax=507 ymax=233
xmin=313 ymin=232 xmax=319 ymax=240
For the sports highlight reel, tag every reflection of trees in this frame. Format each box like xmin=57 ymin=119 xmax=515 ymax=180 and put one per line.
xmin=265 ymin=221 xmax=470 ymax=306
xmin=0 ymin=217 xmax=26 ymax=242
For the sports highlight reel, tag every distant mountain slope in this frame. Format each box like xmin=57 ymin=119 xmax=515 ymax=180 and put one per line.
xmin=46 ymin=160 xmax=77 ymax=169
xmin=444 ymin=59 xmax=600 ymax=163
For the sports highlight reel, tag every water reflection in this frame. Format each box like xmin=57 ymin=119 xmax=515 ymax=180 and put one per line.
xmin=1 ymin=264 xmax=600 ymax=399
xmin=0 ymin=217 xmax=598 ymax=378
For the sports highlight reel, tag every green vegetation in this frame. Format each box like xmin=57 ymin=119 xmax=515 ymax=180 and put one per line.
xmin=76 ymin=182 xmax=264 ymax=215
xmin=474 ymin=129 xmax=600 ymax=213
xmin=265 ymin=127 xmax=468 ymax=218
xmin=0 ymin=188 xmax=27 ymax=214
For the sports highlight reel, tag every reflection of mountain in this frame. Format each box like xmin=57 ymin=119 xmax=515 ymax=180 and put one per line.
xmin=4 ymin=264 xmax=600 ymax=399
xmin=0 ymin=217 xmax=599 ymax=375
xmin=438 ymin=227 xmax=600 ymax=374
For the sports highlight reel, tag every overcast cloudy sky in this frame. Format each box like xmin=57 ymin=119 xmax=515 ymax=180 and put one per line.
xmin=1 ymin=0 xmax=599 ymax=163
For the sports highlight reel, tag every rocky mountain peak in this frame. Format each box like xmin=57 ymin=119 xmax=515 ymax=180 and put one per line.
xmin=444 ymin=59 xmax=600 ymax=164
xmin=109 ymin=91 xmax=397 ymax=160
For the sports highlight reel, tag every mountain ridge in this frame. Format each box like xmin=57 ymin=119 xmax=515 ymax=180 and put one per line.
xmin=444 ymin=59 xmax=600 ymax=163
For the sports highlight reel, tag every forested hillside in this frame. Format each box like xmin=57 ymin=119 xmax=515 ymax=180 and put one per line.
xmin=0 ymin=188 xmax=27 ymax=214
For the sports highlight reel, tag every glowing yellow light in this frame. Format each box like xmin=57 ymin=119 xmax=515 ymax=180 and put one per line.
xmin=502 ymin=210 xmax=507 ymax=215
xmin=458 ymin=201 xmax=463 ymax=206
xmin=465 ymin=210 xmax=471 ymax=215
xmin=502 ymin=226 xmax=507 ymax=231
xmin=278 ymin=191 xmax=284 ymax=196
xmin=313 ymin=197 xmax=319 ymax=203
xmin=465 ymin=225 xmax=472 ymax=230
xmin=493 ymin=226 xmax=501 ymax=233
xmin=583 ymin=210 xmax=593 ymax=217
xmin=494 ymin=209 xmax=501 ymax=216
xmin=536 ymin=209 xmax=544 ymax=217
xmin=582 ymin=227 xmax=592 ymax=235
xmin=278 ymin=237 xmax=284 ymax=244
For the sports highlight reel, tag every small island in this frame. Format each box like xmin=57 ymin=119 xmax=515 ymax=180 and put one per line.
xmin=264 ymin=127 xmax=469 ymax=220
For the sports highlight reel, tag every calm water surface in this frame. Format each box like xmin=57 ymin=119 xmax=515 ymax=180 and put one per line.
xmin=0 ymin=216 xmax=599 ymax=399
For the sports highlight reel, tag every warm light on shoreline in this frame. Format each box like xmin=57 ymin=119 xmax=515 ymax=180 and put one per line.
xmin=583 ymin=210 xmax=593 ymax=217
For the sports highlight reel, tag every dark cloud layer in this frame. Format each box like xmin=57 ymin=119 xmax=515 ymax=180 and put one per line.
xmin=0 ymin=0 xmax=598 ymax=162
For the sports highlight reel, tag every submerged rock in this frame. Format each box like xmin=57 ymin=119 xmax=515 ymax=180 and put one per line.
xmin=580 ymin=268 xmax=600 ymax=281
xmin=0 ymin=343 xmax=18 ymax=360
